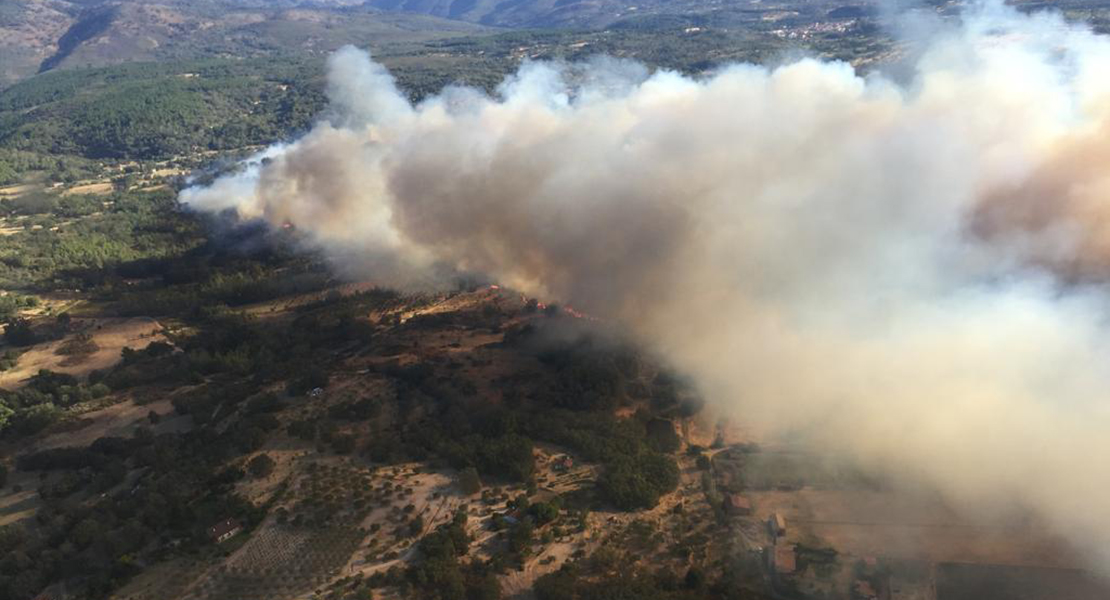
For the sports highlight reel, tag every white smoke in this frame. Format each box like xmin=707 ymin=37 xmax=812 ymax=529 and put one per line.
xmin=182 ymin=1 xmax=1110 ymax=570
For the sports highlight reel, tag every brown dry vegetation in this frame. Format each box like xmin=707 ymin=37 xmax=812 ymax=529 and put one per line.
xmin=0 ymin=316 xmax=164 ymax=389
xmin=61 ymin=182 xmax=114 ymax=196
xmin=10 ymin=283 xmax=1098 ymax=600
xmin=31 ymin=396 xmax=186 ymax=452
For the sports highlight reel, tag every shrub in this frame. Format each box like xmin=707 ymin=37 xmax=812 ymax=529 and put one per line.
xmin=458 ymin=467 xmax=482 ymax=495
xmin=247 ymin=453 xmax=276 ymax=478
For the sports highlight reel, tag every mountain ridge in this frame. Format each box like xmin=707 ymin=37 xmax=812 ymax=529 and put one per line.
xmin=0 ymin=0 xmax=494 ymax=88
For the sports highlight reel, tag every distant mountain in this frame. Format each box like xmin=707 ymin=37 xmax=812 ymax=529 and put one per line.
xmin=0 ymin=0 xmax=492 ymax=88
xmin=1 ymin=0 xmax=896 ymax=89
xmin=352 ymin=0 xmax=1110 ymax=36
xmin=364 ymin=0 xmax=688 ymax=28
xmin=362 ymin=0 xmax=878 ymax=30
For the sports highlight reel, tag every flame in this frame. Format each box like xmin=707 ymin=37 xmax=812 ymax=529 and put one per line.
xmin=509 ymin=289 xmax=598 ymax=320
xmin=563 ymin=305 xmax=599 ymax=321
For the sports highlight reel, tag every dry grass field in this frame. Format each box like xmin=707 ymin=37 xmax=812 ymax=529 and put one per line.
xmin=61 ymin=181 xmax=114 ymax=196
xmin=31 ymin=396 xmax=187 ymax=452
xmin=0 ymin=317 xmax=165 ymax=389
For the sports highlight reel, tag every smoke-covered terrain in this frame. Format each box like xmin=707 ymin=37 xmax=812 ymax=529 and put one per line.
xmin=184 ymin=0 xmax=1110 ymax=574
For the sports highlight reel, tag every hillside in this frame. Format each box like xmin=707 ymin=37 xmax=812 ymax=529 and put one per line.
xmin=365 ymin=0 xmax=859 ymax=29
xmin=0 ymin=175 xmax=715 ymax=598
xmin=0 ymin=0 xmax=492 ymax=88
xmin=6 ymin=3 xmax=1110 ymax=599
xmin=0 ymin=11 xmax=895 ymax=168
xmin=0 ymin=58 xmax=328 ymax=162
xmin=6 ymin=0 xmax=1109 ymax=92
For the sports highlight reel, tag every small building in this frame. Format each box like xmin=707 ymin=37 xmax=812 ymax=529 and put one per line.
xmin=207 ymin=518 xmax=243 ymax=543
xmin=769 ymin=513 xmax=787 ymax=537
xmin=724 ymin=493 xmax=752 ymax=516
xmin=553 ymin=456 xmax=574 ymax=472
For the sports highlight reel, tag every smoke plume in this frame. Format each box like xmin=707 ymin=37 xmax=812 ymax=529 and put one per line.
xmin=183 ymin=1 xmax=1110 ymax=570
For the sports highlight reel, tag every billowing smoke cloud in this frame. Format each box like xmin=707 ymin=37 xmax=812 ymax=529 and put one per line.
xmin=183 ymin=1 xmax=1110 ymax=570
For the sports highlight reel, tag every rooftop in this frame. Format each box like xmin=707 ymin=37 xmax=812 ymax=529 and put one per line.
xmin=207 ymin=518 xmax=242 ymax=539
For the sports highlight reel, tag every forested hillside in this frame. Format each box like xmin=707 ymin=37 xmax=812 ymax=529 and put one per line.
xmin=0 ymin=0 xmax=490 ymax=88
xmin=0 ymin=59 xmax=326 ymax=160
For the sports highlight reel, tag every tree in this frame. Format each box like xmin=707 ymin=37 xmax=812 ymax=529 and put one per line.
xmin=405 ymin=510 xmax=482 ymax=600
xmin=534 ymin=569 xmax=575 ymax=600
xmin=247 ymin=453 xmax=276 ymax=478
xmin=508 ymin=522 xmax=534 ymax=558
xmin=409 ymin=515 xmax=425 ymax=537
xmin=247 ymin=393 xmax=282 ymax=414
xmin=645 ymin=419 xmax=681 ymax=454
xmin=332 ymin=433 xmax=356 ymax=454
xmin=684 ymin=566 xmax=705 ymax=590
xmin=3 ymin=318 xmax=37 ymax=347
xmin=458 ymin=467 xmax=482 ymax=495
xmin=71 ymin=518 xmax=104 ymax=549
xmin=467 ymin=571 xmax=501 ymax=600
xmin=287 ymin=366 xmax=329 ymax=396
xmin=473 ymin=434 xmax=534 ymax=482
xmin=13 ymin=403 xmax=59 ymax=435
xmin=599 ymin=452 xmax=679 ymax=511
xmin=529 ymin=501 xmax=559 ymax=526
xmin=0 ymin=404 xmax=13 ymax=435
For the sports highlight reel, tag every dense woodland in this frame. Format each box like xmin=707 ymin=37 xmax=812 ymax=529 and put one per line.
xmin=0 ymin=59 xmax=327 ymax=164
xmin=0 ymin=10 xmax=896 ymax=172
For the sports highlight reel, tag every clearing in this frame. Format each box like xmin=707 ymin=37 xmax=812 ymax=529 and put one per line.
xmin=0 ymin=317 xmax=165 ymax=389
